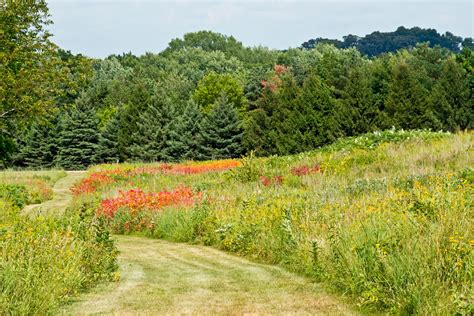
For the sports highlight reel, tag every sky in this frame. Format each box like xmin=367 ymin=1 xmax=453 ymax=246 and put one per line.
xmin=47 ymin=0 xmax=474 ymax=58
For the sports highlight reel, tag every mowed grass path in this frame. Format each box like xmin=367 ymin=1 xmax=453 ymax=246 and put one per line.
xmin=62 ymin=236 xmax=356 ymax=315
xmin=22 ymin=171 xmax=85 ymax=216
xmin=36 ymin=171 xmax=357 ymax=315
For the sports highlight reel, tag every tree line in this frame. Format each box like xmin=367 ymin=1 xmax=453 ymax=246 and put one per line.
xmin=301 ymin=26 xmax=474 ymax=57
xmin=2 ymin=2 xmax=473 ymax=169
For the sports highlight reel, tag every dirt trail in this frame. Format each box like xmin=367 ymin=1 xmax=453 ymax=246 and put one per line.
xmin=23 ymin=171 xmax=85 ymax=216
xmin=62 ymin=236 xmax=356 ymax=315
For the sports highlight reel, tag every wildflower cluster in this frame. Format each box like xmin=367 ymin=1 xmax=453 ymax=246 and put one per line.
xmin=260 ymin=175 xmax=284 ymax=186
xmin=72 ymin=160 xmax=241 ymax=195
xmin=290 ymin=164 xmax=321 ymax=176
xmin=162 ymin=160 xmax=241 ymax=175
xmin=98 ymin=186 xmax=200 ymax=218
xmin=71 ymin=172 xmax=115 ymax=195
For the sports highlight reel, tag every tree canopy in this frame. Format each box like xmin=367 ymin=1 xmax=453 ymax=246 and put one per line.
xmin=1 ymin=2 xmax=472 ymax=169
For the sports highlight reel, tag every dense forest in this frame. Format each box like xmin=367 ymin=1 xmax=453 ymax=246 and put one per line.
xmin=301 ymin=26 xmax=474 ymax=56
xmin=1 ymin=2 xmax=473 ymax=169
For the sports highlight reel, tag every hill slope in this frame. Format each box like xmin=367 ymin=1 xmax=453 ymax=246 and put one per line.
xmin=70 ymin=130 xmax=473 ymax=314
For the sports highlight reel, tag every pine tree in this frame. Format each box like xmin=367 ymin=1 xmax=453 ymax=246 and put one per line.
xmin=293 ymin=72 xmax=343 ymax=148
xmin=341 ymin=66 xmax=379 ymax=135
xmin=385 ymin=59 xmax=434 ymax=129
xmin=128 ymin=96 xmax=175 ymax=162
xmin=19 ymin=119 xmax=58 ymax=168
xmin=96 ymin=112 xmax=120 ymax=163
xmin=245 ymin=71 xmax=301 ymax=156
xmin=200 ymin=94 xmax=244 ymax=160
xmin=55 ymin=107 xmax=100 ymax=170
xmin=429 ymin=58 xmax=472 ymax=130
xmin=243 ymin=108 xmax=273 ymax=156
xmin=162 ymin=100 xmax=204 ymax=162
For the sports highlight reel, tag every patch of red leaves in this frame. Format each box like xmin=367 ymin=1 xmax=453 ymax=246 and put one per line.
xmin=97 ymin=186 xmax=201 ymax=218
xmin=290 ymin=164 xmax=322 ymax=176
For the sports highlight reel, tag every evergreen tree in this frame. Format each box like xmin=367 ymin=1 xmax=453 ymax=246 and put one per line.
xmin=200 ymin=95 xmax=244 ymax=160
xmin=162 ymin=100 xmax=204 ymax=162
xmin=385 ymin=59 xmax=434 ymax=129
xmin=429 ymin=58 xmax=472 ymax=130
xmin=243 ymin=109 xmax=273 ymax=156
xmin=342 ymin=66 xmax=380 ymax=135
xmin=293 ymin=72 xmax=343 ymax=148
xmin=96 ymin=112 xmax=121 ymax=163
xmin=55 ymin=107 xmax=100 ymax=170
xmin=19 ymin=119 xmax=58 ymax=168
xmin=128 ymin=96 xmax=175 ymax=162
xmin=246 ymin=71 xmax=301 ymax=156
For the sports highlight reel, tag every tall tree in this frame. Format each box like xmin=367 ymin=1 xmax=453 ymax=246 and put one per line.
xmin=293 ymin=72 xmax=343 ymax=148
xmin=162 ymin=101 xmax=204 ymax=162
xmin=193 ymin=72 xmax=247 ymax=113
xmin=429 ymin=58 xmax=472 ymax=130
xmin=385 ymin=57 xmax=434 ymax=129
xmin=0 ymin=0 xmax=64 ymax=162
xmin=18 ymin=119 xmax=58 ymax=169
xmin=341 ymin=65 xmax=379 ymax=135
xmin=200 ymin=95 xmax=244 ymax=160
xmin=96 ymin=111 xmax=121 ymax=163
xmin=55 ymin=107 xmax=100 ymax=170
xmin=128 ymin=95 xmax=175 ymax=162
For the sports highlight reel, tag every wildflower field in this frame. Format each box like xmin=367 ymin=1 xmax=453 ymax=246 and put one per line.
xmin=69 ymin=130 xmax=473 ymax=314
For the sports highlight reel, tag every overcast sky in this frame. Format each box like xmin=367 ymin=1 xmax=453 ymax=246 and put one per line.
xmin=47 ymin=0 xmax=474 ymax=58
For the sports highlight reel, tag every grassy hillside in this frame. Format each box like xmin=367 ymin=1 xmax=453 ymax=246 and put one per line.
xmin=71 ymin=129 xmax=473 ymax=314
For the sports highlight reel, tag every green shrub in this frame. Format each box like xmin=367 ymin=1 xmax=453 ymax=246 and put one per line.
xmin=0 ymin=184 xmax=29 ymax=208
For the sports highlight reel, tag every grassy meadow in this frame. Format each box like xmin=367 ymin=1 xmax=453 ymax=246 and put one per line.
xmin=66 ymin=129 xmax=473 ymax=314
xmin=0 ymin=129 xmax=472 ymax=314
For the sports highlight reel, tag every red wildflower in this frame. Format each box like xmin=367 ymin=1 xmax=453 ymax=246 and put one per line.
xmin=274 ymin=64 xmax=288 ymax=75
xmin=97 ymin=186 xmax=201 ymax=218
xmin=260 ymin=175 xmax=284 ymax=186
xmin=290 ymin=164 xmax=322 ymax=176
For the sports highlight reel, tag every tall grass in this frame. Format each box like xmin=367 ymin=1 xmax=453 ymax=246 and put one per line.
xmin=0 ymin=171 xmax=117 ymax=314
xmin=80 ymin=130 xmax=473 ymax=314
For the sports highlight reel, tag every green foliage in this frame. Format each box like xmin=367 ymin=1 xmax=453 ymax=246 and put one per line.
xmin=164 ymin=31 xmax=245 ymax=60
xmin=199 ymin=95 xmax=244 ymax=160
xmin=294 ymin=72 xmax=344 ymax=148
xmin=163 ymin=101 xmax=204 ymax=162
xmin=128 ymin=93 xmax=175 ymax=162
xmin=0 ymin=184 xmax=29 ymax=208
xmin=18 ymin=118 xmax=59 ymax=169
xmin=4 ymin=20 xmax=473 ymax=168
xmin=302 ymin=26 xmax=467 ymax=56
xmin=55 ymin=107 xmax=100 ymax=170
xmin=96 ymin=112 xmax=120 ymax=163
xmin=385 ymin=56 xmax=433 ymax=129
xmin=193 ymin=72 xmax=247 ymax=113
xmin=0 ymin=0 xmax=63 ymax=132
xmin=228 ymin=151 xmax=261 ymax=182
